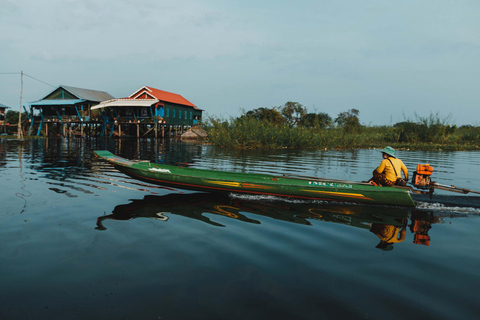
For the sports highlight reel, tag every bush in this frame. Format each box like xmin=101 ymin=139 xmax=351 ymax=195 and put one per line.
xmin=458 ymin=125 xmax=480 ymax=142
xmin=391 ymin=113 xmax=456 ymax=143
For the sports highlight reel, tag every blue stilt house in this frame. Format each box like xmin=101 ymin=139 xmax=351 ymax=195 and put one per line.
xmin=26 ymin=85 xmax=114 ymax=136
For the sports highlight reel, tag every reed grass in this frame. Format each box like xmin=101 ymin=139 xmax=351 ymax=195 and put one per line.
xmin=204 ymin=116 xmax=480 ymax=150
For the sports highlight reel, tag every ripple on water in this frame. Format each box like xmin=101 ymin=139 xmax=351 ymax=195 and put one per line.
xmin=1 ymin=139 xmax=480 ymax=319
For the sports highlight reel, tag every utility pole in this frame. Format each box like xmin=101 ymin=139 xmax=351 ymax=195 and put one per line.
xmin=17 ymin=70 xmax=24 ymax=140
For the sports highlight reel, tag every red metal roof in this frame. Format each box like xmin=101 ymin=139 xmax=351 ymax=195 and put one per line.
xmin=129 ymin=86 xmax=198 ymax=109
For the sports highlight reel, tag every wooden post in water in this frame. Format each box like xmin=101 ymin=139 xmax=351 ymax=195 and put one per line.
xmin=17 ymin=71 xmax=24 ymax=140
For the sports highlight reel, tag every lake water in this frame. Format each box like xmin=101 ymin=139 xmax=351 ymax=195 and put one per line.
xmin=1 ymin=138 xmax=480 ymax=320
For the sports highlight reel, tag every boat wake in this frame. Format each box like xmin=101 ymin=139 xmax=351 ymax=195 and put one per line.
xmin=229 ymin=193 xmax=400 ymax=208
xmin=412 ymin=194 xmax=480 ymax=214
xmin=231 ymin=193 xmax=480 ymax=214
xmin=229 ymin=193 xmax=310 ymax=204
xmin=415 ymin=201 xmax=480 ymax=214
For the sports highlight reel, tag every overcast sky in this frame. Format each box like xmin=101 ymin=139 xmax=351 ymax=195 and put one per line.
xmin=1 ymin=0 xmax=479 ymax=125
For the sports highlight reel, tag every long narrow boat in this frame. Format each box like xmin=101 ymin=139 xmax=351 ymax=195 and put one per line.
xmin=94 ymin=150 xmax=416 ymax=207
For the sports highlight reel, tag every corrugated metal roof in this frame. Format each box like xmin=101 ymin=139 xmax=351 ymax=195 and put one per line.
xmin=61 ymin=85 xmax=115 ymax=102
xmin=40 ymin=85 xmax=115 ymax=102
xmin=29 ymin=99 xmax=85 ymax=106
xmin=0 ymin=103 xmax=10 ymax=109
xmin=91 ymin=99 xmax=159 ymax=110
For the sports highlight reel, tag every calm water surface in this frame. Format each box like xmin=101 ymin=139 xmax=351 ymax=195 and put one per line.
xmin=1 ymin=138 xmax=480 ymax=320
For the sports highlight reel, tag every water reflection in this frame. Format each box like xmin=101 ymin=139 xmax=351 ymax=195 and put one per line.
xmin=96 ymin=192 xmax=449 ymax=250
xmin=370 ymin=220 xmax=407 ymax=250
xmin=2 ymin=138 xmax=480 ymax=319
xmin=410 ymin=210 xmax=440 ymax=246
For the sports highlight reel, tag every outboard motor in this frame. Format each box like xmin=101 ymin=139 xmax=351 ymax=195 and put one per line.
xmin=411 ymin=164 xmax=433 ymax=189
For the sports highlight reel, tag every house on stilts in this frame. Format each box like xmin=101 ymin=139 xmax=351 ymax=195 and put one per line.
xmin=0 ymin=102 xmax=10 ymax=134
xmin=91 ymin=86 xmax=203 ymax=138
xmin=25 ymin=85 xmax=115 ymax=137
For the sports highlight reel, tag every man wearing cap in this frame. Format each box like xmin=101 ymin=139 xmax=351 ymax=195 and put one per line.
xmin=368 ymin=146 xmax=408 ymax=186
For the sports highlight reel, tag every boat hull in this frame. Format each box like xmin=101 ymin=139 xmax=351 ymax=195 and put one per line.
xmin=94 ymin=150 xmax=416 ymax=207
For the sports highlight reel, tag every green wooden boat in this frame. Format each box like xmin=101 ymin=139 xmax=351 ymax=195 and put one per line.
xmin=94 ymin=150 xmax=416 ymax=207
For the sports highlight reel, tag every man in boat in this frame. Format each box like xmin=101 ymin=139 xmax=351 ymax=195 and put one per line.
xmin=368 ymin=146 xmax=408 ymax=186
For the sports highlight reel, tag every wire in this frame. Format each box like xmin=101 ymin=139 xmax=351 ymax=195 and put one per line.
xmin=23 ymin=73 xmax=56 ymax=88
xmin=0 ymin=71 xmax=56 ymax=87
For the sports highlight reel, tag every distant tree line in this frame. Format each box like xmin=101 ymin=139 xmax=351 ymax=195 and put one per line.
xmin=238 ymin=103 xmax=464 ymax=142
xmin=240 ymin=101 xmax=362 ymax=133
xmin=205 ymin=101 xmax=479 ymax=149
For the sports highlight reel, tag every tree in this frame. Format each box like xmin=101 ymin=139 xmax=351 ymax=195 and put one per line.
xmin=300 ymin=112 xmax=332 ymax=128
xmin=280 ymin=102 xmax=307 ymax=127
xmin=334 ymin=109 xmax=361 ymax=133
xmin=5 ymin=110 xmax=25 ymax=125
xmin=241 ymin=107 xmax=285 ymax=124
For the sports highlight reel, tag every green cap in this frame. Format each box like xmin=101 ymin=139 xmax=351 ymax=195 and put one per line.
xmin=380 ymin=146 xmax=395 ymax=157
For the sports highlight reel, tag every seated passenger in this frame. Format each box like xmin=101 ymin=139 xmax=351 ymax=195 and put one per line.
xmin=369 ymin=146 xmax=408 ymax=186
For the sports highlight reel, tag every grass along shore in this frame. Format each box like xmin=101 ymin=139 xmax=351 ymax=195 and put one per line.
xmin=204 ymin=116 xmax=480 ymax=150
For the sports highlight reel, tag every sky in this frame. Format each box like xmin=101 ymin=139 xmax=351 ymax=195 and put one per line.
xmin=1 ymin=0 xmax=479 ymax=126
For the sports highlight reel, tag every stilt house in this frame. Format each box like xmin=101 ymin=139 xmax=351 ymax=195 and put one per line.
xmin=26 ymin=85 xmax=114 ymax=136
xmin=0 ymin=103 xmax=9 ymax=125
xmin=91 ymin=86 xmax=202 ymax=126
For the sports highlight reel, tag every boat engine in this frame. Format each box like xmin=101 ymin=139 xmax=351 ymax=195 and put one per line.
xmin=410 ymin=164 xmax=480 ymax=196
xmin=411 ymin=164 xmax=433 ymax=189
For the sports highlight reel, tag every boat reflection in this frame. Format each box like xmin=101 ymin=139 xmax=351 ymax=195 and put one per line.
xmin=97 ymin=192 xmax=446 ymax=249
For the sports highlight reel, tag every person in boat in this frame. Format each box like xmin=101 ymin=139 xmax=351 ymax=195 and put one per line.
xmin=368 ymin=146 xmax=408 ymax=186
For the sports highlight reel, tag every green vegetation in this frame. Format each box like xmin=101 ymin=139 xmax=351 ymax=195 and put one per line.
xmin=5 ymin=110 xmax=27 ymax=125
xmin=205 ymin=102 xmax=480 ymax=150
